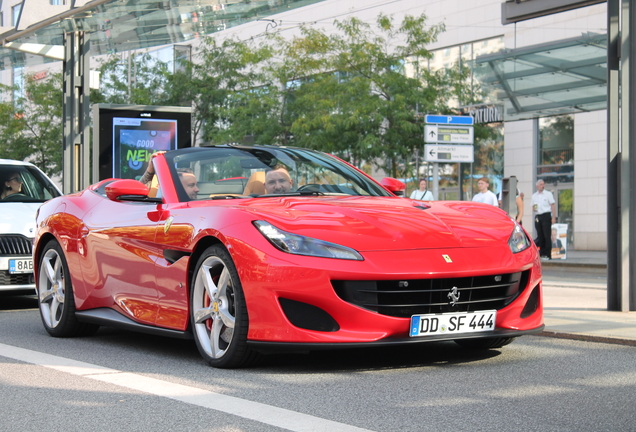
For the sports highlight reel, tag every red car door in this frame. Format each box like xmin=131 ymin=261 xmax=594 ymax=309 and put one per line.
xmin=79 ymin=198 xmax=163 ymax=325
xmin=152 ymin=203 xmax=197 ymax=331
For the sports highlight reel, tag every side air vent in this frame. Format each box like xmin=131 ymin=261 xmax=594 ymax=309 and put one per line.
xmin=279 ymin=298 xmax=340 ymax=332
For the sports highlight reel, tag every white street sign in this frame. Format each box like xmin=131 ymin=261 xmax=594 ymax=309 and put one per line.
xmin=425 ymin=144 xmax=474 ymax=163
xmin=425 ymin=125 xmax=474 ymax=144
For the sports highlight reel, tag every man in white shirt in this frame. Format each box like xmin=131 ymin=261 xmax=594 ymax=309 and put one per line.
xmin=410 ymin=179 xmax=434 ymax=201
xmin=531 ymin=179 xmax=556 ymax=260
xmin=472 ymin=177 xmax=498 ymax=206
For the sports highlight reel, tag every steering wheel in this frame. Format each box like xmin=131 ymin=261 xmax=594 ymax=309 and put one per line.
xmin=297 ymin=184 xmax=322 ymax=192
xmin=2 ymin=193 xmax=28 ymax=202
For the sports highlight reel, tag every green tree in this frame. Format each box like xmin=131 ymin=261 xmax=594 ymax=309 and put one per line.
xmin=186 ymin=12 xmax=469 ymax=179
xmin=0 ymin=73 xmax=63 ymax=176
xmin=246 ymin=13 xmax=463 ymax=178
xmin=167 ymin=36 xmax=272 ymax=145
xmin=91 ymin=13 xmax=478 ymax=181
xmin=91 ymin=52 xmax=173 ymax=106
xmin=93 ymin=39 xmax=272 ymax=145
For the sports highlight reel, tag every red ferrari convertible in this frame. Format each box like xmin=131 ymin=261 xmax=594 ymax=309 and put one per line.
xmin=33 ymin=145 xmax=543 ymax=368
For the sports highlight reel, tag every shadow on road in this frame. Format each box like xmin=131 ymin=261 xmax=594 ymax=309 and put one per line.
xmin=255 ymin=341 xmax=504 ymax=372
xmin=0 ymin=293 xmax=37 ymax=311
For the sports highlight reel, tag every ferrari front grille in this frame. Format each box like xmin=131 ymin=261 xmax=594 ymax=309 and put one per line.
xmin=0 ymin=235 xmax=32 ymax=256
xmin=333 ymin=271 xmax=530 ymax=318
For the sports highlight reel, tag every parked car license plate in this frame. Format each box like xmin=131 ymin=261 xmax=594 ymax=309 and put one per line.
xmin=9 ymin=258 xmax=33 ymax=274
xmin=410 ymin=310 xmax=496 ymax=337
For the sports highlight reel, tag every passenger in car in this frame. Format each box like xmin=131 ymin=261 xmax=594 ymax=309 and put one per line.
xmin=177 ymin=168 xmax=200 ymax=200
xmin=1 ymin=171 xmax=24 ymax=200
xmin=264 ymin=166 xmax=293 ymax=194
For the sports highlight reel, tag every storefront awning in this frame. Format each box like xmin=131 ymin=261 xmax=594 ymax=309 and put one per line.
xmin=0 ymin=0 xmax=326 ymax=70
xmin=472 ymin=32 xmax=607 ymax=121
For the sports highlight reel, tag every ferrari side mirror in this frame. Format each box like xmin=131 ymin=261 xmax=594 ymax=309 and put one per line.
xmin=105 ymin=179 xmax=161 ymax=203
xmin=380 ymin=177 xmax=406 ymax=196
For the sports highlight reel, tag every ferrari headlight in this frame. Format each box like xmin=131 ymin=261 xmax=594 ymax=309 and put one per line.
xmin=508 ymin=221 xmax=531 ymax=253
xmin=253 ymin=220 xmax=363 ymax=260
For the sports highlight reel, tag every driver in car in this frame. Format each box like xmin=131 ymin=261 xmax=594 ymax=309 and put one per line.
xmin=1 ymin=171 xmax=23 ymax=200
xmin=265 ymin=166 xmax=293 ymax=194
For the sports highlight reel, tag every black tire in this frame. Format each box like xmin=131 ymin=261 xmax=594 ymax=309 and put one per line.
xmin=190 ymin=245 xmax=261 ymax=368
xmin=37 ymin=240 xmax=99 ymax=337
xmin=454 ymin=337 xmax=516 ymax=349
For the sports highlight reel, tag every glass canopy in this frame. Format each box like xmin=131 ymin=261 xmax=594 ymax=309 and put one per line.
xmin=0 ymin=0 xmax=325 ymax=70
xmin=472 ymin=32 xmax=607 ymax=121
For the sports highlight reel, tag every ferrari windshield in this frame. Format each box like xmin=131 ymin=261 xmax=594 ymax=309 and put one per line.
xmin=164 ymin=146 xmax=391 ymax=202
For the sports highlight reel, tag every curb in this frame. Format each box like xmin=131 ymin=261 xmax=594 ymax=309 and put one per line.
xmin=542 ymin=281 xmax=607 ymax=289
xmin=541 ymin=262 xmax=606 ymax=270
xmin=538 ymin=330 xmax=636 ymax=347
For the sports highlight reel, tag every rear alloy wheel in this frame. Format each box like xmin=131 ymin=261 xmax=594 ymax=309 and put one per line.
xmin=38 ymin=240 xmax=98 ymax=337
xmin=190 ymin=245 xmax=260 ymax=368
xmin=454 ymin=337 xmax=516 ymax=349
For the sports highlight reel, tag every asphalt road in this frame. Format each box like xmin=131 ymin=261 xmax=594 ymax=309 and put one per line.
xmin=1 ymin=295 xmax=634 ymax=432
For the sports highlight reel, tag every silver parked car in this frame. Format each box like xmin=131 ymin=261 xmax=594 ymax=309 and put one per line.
xmin=0 ymin=159 xmax=62 ymax=295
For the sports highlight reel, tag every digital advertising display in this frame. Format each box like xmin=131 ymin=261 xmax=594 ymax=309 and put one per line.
xmin=113 ymin=118 xmax=177 ymax=179
xmin=93 ymin=104 xmax=192 ymax=182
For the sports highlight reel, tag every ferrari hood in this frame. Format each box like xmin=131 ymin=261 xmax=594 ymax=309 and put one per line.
xmin=0 ymin=202 xmax=40 ymax=238
xmin=241 ymin=196 xmax=515 ymax=252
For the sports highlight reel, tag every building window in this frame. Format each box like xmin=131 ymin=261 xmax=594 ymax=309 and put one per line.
xmin=537 ymin=115 xmax=574 ymax=185
xmin=12 ymin=66 xmax=25 ymax=102
xmin=12 ymin=3 xmax=22 ymax=26
xmin=537 ymin=114 xmax=574 ymax=245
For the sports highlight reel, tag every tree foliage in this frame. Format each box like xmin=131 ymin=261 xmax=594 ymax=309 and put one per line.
xmin=2 ymin=13 xmax=481 ymax=182
xmin=0 ymin=73 xmax=63 ymax=176
xmin=91 ymin=52 xmax=173 ymax=106
xmin=216 ymin=13 xmax=468 ymax=178
xmin=185 ymin=13 xmax=472 ymax=179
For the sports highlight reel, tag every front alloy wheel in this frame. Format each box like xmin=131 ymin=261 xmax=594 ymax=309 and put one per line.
xmin=191 ymin=245 xmax=259 ymax=368
xmin=38 ymin=239 xmax=98 ymax=337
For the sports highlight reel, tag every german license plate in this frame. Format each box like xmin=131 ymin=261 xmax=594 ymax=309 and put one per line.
xmin=9 ymin=258 xmax=33 ymax=274
xmin=410 ymin=310 xmax=496 ymax=337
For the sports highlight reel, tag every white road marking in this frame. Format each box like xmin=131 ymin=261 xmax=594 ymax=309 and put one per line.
xmin=0 ymin=343 xmax=373 ymax=432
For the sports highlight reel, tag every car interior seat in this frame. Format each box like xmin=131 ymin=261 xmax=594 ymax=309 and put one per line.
xmin=148 ymin=175 xmax=159 ymax=198
xmin=243 ymin=171 xmax=266 ymax=195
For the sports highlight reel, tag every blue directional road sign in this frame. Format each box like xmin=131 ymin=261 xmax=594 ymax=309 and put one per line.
xmin=425 ymin=115 xmax=474 ymax=125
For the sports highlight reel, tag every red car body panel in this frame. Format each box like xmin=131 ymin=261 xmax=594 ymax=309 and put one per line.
xmin=33 ymin=147 xmax=543 ymax=351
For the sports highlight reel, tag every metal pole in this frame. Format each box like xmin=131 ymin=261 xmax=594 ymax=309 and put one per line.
xmin=433 ymin=162 xmax=439 ymax=200
xmin=629 ymin=0 xmax=636 ymax=310
xmin=80 ymin=32 xmax=91 ymax=189
xmin=62 ymin=31 xmax=90 ymax=194
xmin=62 ymin=32 xmax=74 ymax=194
xmin=414 ymin=148 xmax=420 ymax=189
xmin=128 ymin=52 xmax=132 ymax=104
xmin=608 ymin=0 xmax=620 ymax=310
xmin=615 ymin=0 xmax=636 ymax=311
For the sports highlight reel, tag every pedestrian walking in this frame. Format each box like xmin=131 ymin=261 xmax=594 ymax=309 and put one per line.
xmin=410 ymin=179 xmax=434 ymax=201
